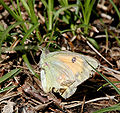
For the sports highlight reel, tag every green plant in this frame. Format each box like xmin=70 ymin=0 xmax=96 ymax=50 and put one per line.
xmin=88 ymin=62 xmax=120 ymax=113
xmin=0 ymin=68 xmax=21 ymax=93
xmin=79 ymin=0 xmax=95 ymax=34
xmin=93 ymin=103 xmax=120 ymax=113
xmin=0 ymin=0 xmax=41 ymax=54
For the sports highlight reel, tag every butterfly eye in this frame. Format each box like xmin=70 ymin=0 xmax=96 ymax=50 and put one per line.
xmin=72 ymin=57 xmax=76 ymax=63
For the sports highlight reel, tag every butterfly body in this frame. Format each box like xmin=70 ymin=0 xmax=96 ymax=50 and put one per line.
xmin=40 ymin=51 xmax=99 ymax=99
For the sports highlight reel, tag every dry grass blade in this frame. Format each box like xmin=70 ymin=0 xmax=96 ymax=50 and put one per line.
xmin=61 ymin=96 xmax=115 ymax=108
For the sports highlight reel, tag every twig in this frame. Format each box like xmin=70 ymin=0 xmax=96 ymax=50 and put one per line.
xmin=0 ymin=92 xmax=21 ymax=102
xmin=61 ymin=95 xmax=115 ymax=108
xmin=86 ymin=40 xmax=114 ymax=67
xmin=81 ymin=96 xmax=86 ymax=113
xmin=100 ymin=65 xmax=120 ymax=80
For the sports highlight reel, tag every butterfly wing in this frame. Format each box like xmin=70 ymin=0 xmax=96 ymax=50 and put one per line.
xmin=40 ymin=51 xmax=99 ymax=99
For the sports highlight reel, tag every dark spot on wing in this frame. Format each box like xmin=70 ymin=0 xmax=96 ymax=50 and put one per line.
xmin=72 ymin=57 xmax=76 ymax=63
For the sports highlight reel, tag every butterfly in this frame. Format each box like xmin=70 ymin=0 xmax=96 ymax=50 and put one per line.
xmin=39 ymin=50 xmax=99 ymax=99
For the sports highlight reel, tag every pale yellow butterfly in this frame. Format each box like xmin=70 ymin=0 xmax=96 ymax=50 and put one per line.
xmin=39 ymin=50 xmax=99 ymax=99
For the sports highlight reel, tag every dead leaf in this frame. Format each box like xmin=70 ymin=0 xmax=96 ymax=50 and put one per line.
xmin=2 ymin=100 xmax=15 ymax=113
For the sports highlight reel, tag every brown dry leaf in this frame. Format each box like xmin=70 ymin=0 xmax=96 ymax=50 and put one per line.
xmin=2 ymin=100 xmax=15 ymax=113
xmin=109 ymin=47 xmax=120 ymax=60
xmin=101 ymin=65 xmax=120 ymax=81
xmin=116 ymin=60 xmax=120 ymax=69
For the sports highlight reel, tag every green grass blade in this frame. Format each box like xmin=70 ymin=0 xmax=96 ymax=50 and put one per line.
xmin=105 ymin=29 xmax=109 ymax=51
xmin=11 ymin=0 xmax=19 ymax=16
xmin=109 ymin=0 xmax=120 ymax=19
xmin=16 ymin=0 xmax=22 ymax=18
xmin=97 ymin=81 xmax=120 ymax=91
xmin=84 ymin=0 xmax=90 ymax=18
xmin=0 ymin=0 xmax=27 ymax=32
xmin=87 ymin=37 xmax=100 ymax=50
xmin=84 ymin=0 xmax=95 ymax=33
xmin=1 ymin=45 xmax=38 ymax=53
xmin=59 ymin=0 xmax=68 ymax=6
xmin=22 ymin=54 xmax=40 ymax=79
xmin=0 ymin=21 xmax=25 ymax=55
xmin=41 ymin=0 xmax=48 ymax=9
xmin=0 ymin=21 xmax=24 ymax=43
xmin=110 ymin=31 xmax=120 ymax=46
xmin=48 ymin=0 xmax=54 ymax=30
xmin=53 ymin=4 xmax=78 ymax=21
xmin=20 ymin=0 xmax=31 ymax=16
xmin=86 ymin=0 xmax=95 ymax=24
xmin=28 ymin=0 xmax=38 ymax=24
xmin=74 ymin=0 xmax=80 ymax=21
xmin=21 ymin=22 xmax=40 ymax=45
xmin=0 ymin=24 xmax=4 ymax=32
xmin=0 ymin=68 xmax=21 ymax=84
xmin=0 ymin=0 xmax=22 ymax=21
xmin=79 ymin=0 xmax=85 ymax=20
xmin=115 ymin=36 xmax=120 ymax=46
xmin=13 ymin=45 xmax=38 ymax=51
xmin=27 ymin=0 xmax=41 ymax=41
xmin=0 ymin=85 xmax=17 ymax=93
xmin=93 ymin=103 xmax=120 ymax=113
xmin=87 ymin=62 xmax=120 ymax=95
